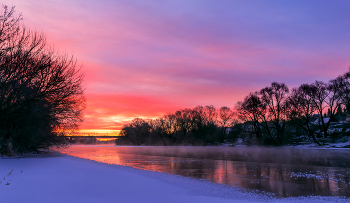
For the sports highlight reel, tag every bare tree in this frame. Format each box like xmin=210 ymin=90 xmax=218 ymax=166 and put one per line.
xmin=304 ymin=80 xmax=341 ymax=138
xmin=0 ymin=6 xmax=85 ymax=154
xmin=287 ymin=84 xmax=320 ymax=145
xmin=236 ymin=92 xmax=268 ymax=140
xmin=259 ymin=82 xmax=289 ymax=144
xmin=119 ymin=118 xmax=151 ymax=145
xmin=236 ymin=83 xmax=289 ymax=145
xmin=219 ymin=106 xmax=235 ymax=142
xmin=341 ymin=69 xmax=350 ymax=113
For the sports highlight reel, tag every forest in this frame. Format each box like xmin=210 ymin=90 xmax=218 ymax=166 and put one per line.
xmin=118 ymin=70 xmax=350 ymax=147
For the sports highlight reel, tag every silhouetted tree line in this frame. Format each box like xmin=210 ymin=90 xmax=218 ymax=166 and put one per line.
xmin=117 ymin=106 xmax=236 ymax=145
xmin=237 ymin=71 xmax=350 ymax=146
xmin=0 ymin=6 xmax=85 ymax=154
xmin=119 ymin=70 xmax=350 ymax=146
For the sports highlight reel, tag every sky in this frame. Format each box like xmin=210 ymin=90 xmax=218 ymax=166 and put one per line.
xmin=4 ymin=0 xmax=350 ymax=135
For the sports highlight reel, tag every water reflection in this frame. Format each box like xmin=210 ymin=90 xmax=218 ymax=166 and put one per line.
xmin=58 ymin=146 xmax=350 ymax=197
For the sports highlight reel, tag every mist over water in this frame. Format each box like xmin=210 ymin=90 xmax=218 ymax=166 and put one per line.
xmin=59 ymin=146 xmax=350 ymax=197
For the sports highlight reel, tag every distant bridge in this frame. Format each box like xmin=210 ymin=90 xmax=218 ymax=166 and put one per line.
xmin=65 ymin=136 xmax=120 ymax=139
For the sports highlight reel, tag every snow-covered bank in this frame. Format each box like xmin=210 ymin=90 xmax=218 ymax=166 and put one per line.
xmin=0 ymin=152 xmax=348 ymax=203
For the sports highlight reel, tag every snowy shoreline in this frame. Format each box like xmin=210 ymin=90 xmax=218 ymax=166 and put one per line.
xmin=0 ymin=152 xmax=349 ymax=203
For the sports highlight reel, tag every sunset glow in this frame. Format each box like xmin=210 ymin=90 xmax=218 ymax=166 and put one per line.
xmin=77 ymin=129 xmax=121 ymax=136
xmin=6 ymin=0 xmax=350 ymax=133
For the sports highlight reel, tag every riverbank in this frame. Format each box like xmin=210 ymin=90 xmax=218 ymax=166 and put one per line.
xmin=0 ymin=152 xmax=348 ymax=203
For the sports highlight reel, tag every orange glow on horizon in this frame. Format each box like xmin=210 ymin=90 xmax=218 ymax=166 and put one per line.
xmin=71 ymin=129 xmax=121 ymax=136
xmin=96 ymin=138 xmax=118 ymax=141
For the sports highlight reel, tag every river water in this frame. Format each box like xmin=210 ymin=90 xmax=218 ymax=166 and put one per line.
xmin=58 ymin=145 xmax=350 ymax=197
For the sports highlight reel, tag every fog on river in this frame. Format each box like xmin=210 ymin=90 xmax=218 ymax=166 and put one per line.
xmin=59 ymin=146 xmax=350 ymax=197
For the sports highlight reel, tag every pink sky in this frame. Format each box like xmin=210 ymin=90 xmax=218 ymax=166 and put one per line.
xmin=5 ymin=0 xmax=350 ymax=134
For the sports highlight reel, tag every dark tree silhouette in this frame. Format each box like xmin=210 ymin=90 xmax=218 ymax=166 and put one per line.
xmin=259 ymin=82 xmax=289 ymax=144
xmin=287 ymin=84 xmax=320 ymax=145
xmin=341 ymin=69 xmax=350 ymax=113
xmin=0 ymin=6 xmax=85 ymax=154
xmin=118 ymin=105 xmax=233 ymax=146
xmin=236 ymin=83 xmax=289 ymax=145
xmin=119 ymin=118 xmax=151 ymax=145
xmin=306 ymin=81 xmax=335 ymax=138
xmin=219 ymin=106 xmax=235 ymax=142
xmin=236 ymin=92 xmax=266 ymax=139
xmin=190 ymin=106 xmax=219 ymax=144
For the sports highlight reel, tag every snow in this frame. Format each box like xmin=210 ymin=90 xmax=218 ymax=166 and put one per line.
xmin=0 ymin=152 xmax=349 ymax=203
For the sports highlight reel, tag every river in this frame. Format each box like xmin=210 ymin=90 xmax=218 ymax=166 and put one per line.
xmin=58 ymin=145 xmax=350 ymax=197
